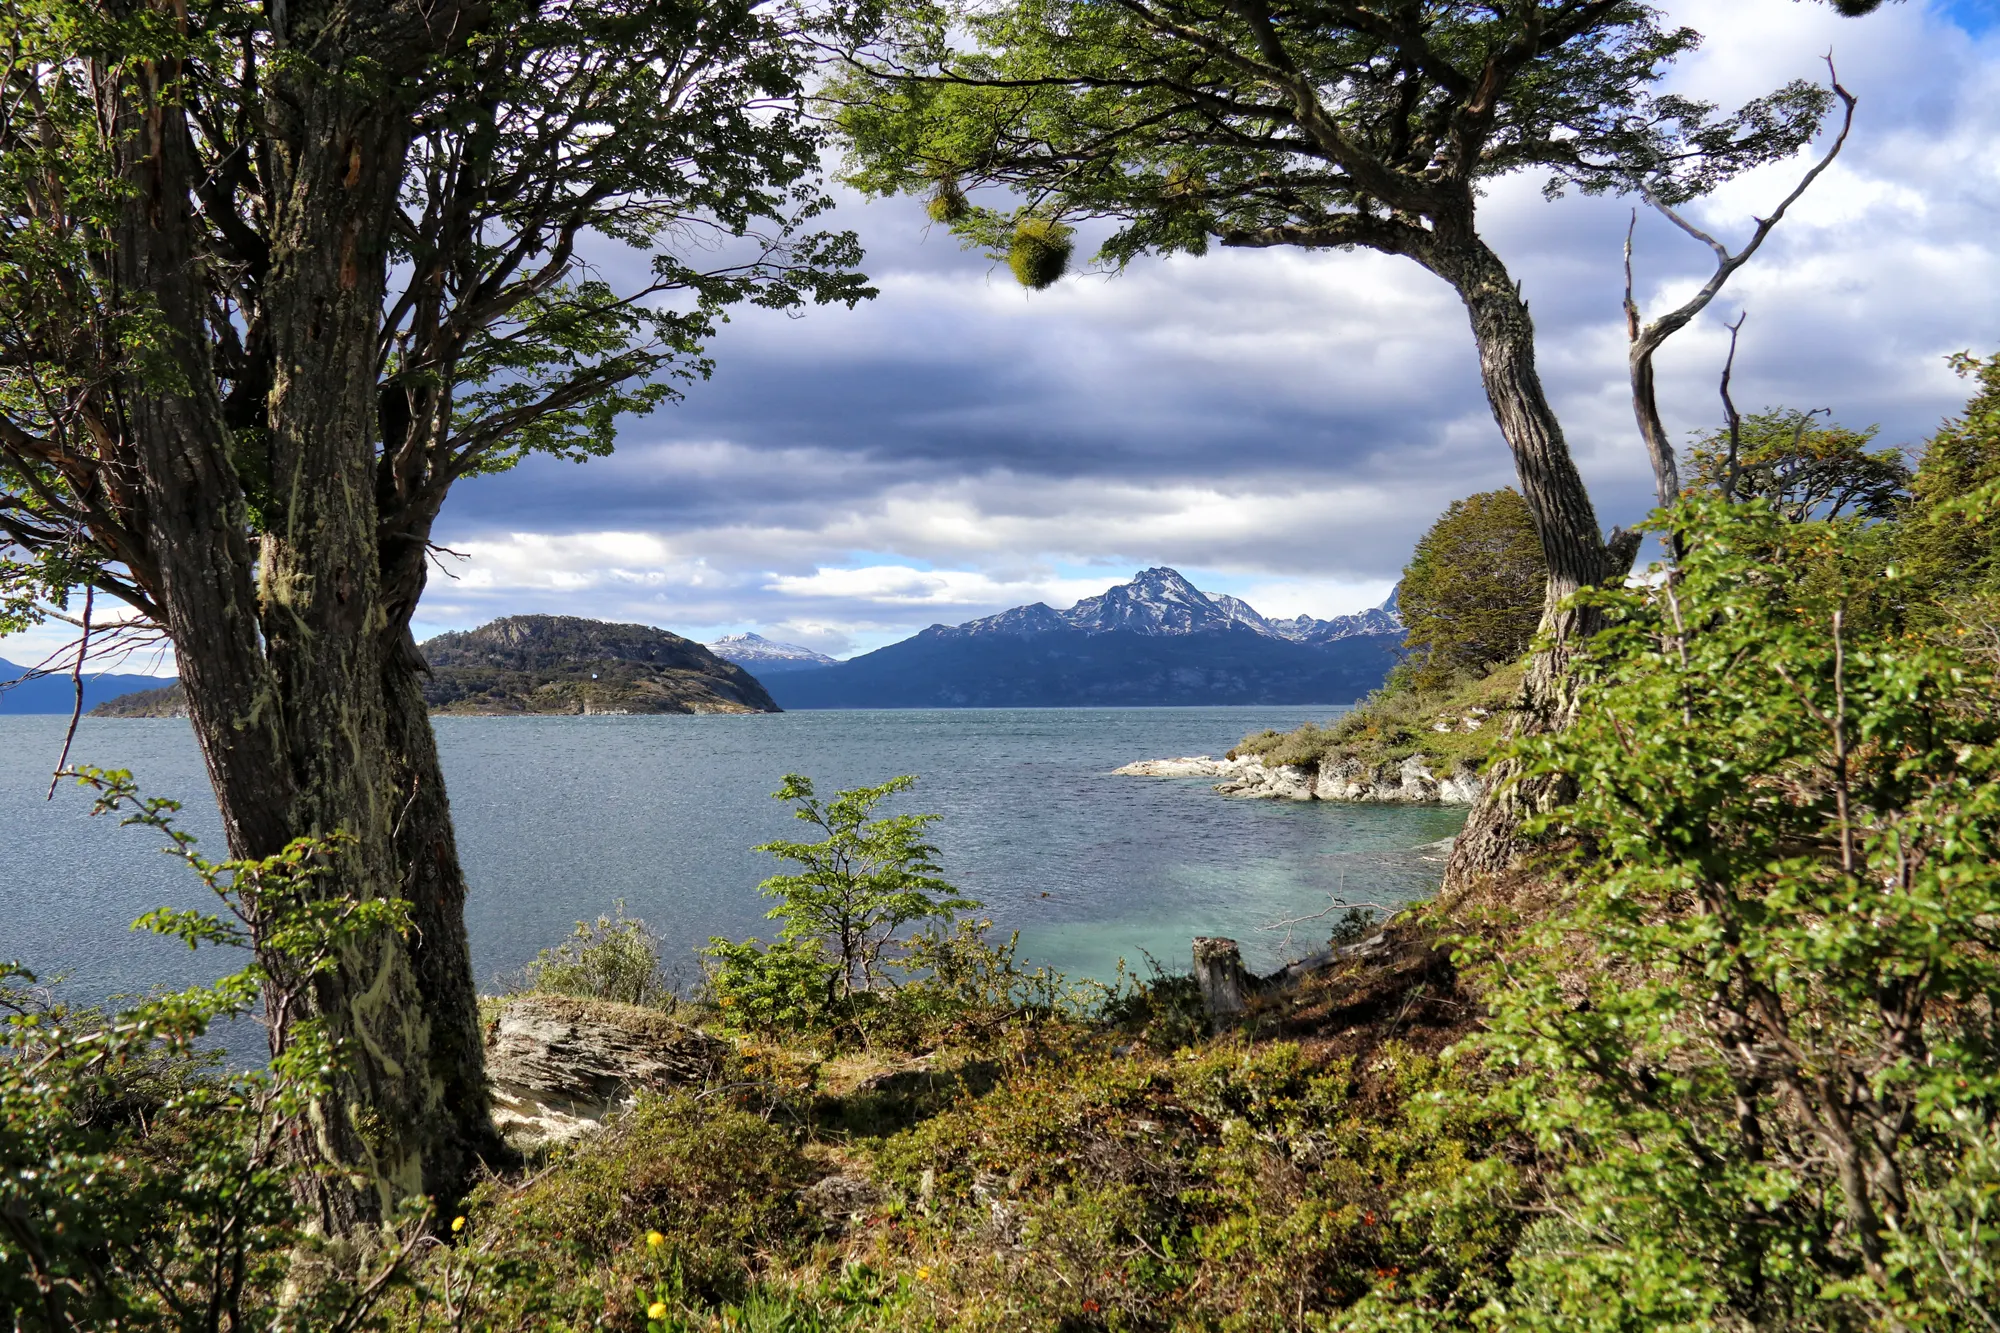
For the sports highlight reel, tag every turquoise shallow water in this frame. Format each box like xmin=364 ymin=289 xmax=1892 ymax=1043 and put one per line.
xmin=0 ymin=709 xmax=1463 ymax=1047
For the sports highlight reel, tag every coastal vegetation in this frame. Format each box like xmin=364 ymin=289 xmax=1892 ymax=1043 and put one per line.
xmin=1398 ymin=491 xmax=1545 ymax=694
xmin=16 ymin=491 xmax=2000 ymax=1326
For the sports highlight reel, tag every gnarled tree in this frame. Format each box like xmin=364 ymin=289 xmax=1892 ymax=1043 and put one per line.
xmin=0 ymin=0 xmax=867 ymax=1230
xmin=832 ymin=0 xmax=1879 ymax=880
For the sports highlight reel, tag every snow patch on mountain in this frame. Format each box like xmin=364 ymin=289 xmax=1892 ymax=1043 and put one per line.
xmin=922 ymin=568 xmax=1401 ymax=644
xmin=706 ymin=632 xmax=838 ymax=672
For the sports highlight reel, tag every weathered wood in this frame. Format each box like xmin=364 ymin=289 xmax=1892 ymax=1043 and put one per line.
xmin=1192 ymin=937 xmax=1250 ymax=1024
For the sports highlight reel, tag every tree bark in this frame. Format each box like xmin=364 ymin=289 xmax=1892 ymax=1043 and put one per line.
xmin=382 ymin=625 xmax=508 ymax=1194
xmin=92 ymin=0 xmax=496 ymax=1233
xmin=1421 ymin=233 xmax=1640 ymax=889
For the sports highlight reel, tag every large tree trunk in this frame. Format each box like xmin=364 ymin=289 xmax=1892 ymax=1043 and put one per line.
xmin=1425 ymin=236 xmax=1639 ymax=890
xmin=99 ymin=3 xmax=494 ymax=1234
xmin=382 ymin=626 xmax=508 ymax=1194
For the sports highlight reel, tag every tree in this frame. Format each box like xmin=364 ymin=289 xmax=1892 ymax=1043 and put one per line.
xmin=1400 ymin=488 xmax=1547 ymax=690
xmin=753 ymin=773 xmax=979 ymax=1003
xmin=832 ymin=0 xmax=1867 ymax=877
xmin=0 ymin=0 xmax=868 ymax=1229
xmin=1897 ymin=352 xmax=2000 ymax=625
xmin=1683 ymin=409 xmax=1910 ymax=524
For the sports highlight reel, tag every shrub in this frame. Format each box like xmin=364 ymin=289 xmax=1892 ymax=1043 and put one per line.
xmin=1 ymin=770 xmax=414 ymax=1331
xmin=1399 ymin=487 xmax=1546 ymax=689
xmin=523 ymin=900 xmax=675 ymax=1007
xmin=1438 ymin=496 xmax=2000 ymax=1330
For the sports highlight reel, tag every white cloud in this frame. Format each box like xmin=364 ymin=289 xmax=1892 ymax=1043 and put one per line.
xmin=9 ymin=0 xmax=1997 ymax=669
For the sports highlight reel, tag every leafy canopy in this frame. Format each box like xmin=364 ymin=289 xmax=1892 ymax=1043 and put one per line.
xmin=1683 ymin=408 xmax=1910 ymax=523
xmin=0 ymin=0 xmax=871 ymax=632
xmin=833 ymin=0 xmax=1833 ymax=284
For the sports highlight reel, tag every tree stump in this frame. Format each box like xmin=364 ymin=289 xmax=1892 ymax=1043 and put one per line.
xmin=1192 ymin=937 xmax=1251 ymax=1024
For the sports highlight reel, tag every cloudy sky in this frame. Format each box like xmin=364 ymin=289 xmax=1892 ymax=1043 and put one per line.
xmin=10 ymin=0 xmax=2000 ymax=670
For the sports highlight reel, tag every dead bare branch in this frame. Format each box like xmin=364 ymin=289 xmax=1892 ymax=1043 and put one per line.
xmin=1626 ymin=59 xmax=1857 ymax=511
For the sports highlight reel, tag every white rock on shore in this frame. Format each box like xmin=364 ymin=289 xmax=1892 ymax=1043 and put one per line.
xmin=1117 ymin=751 xmax=1484 ymax=805
xmin=1112 ymin=755 xmax=1247 ymax=778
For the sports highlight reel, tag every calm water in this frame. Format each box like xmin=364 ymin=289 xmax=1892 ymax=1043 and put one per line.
xmin=0 ymin=709 xmax=1463 ymax=1047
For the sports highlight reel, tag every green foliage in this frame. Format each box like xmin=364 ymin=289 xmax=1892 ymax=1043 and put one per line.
xmin=1400 ymin=489 xmax=1548 ymax=690
xmin=756 ymin=775 xmax=980 ymax=999
xmin=869 ymin=1039 xmax=1513 ymax=1327
xmin=1435 ymin=496 xmax=2000 ymax=1330
xmin=1231 ymin=658 xmax=1525 ymax=776
xmin=523 ymin=901 xmax=676 ymax=1008
xmin=703 ymin=934 xmax=843 ymax=1036
xmin=833 ymin=0 xmax=1829 ymax=273
xmin=1683 ymin=407 xmax=1911 ymax=522
xmin=642 ymin=1261 xmax=916 ymax=1332
xmin=1 ymin=0 xmax=870 ymax=624
xmin=0 ymin=771 xmax=416 ymax=1330
xmin=1898 ymin=352 xmax=2000 ymax=622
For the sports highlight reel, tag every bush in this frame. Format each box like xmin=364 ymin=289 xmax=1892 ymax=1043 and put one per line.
xmin=1400 ymin=487 xmax=1547 ymax=690
xmin=523 ymin=901 xmax=675 ymax=1007
xmin=1433 ymin=496 xmax=2000 ymax=1330
xmin=704 ymin=775 xmax=982 ymax=1039
xmin=1 ymin=771 xmax=415 ymax=1331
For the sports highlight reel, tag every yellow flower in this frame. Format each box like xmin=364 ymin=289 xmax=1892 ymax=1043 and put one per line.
xmin=646 ymin=1230 xmax=665 ymax=1248
xmin=916 ymin=1267 xmax=932 ymax=1280
xmin=450 ymin=1216 xmax=466 ymax=1233
xmin=647 ymin=1301 xmax=668 ymax=1321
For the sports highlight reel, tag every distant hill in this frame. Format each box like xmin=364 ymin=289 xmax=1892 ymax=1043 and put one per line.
xmin=705 ymin=632 xmax=837 ymax=674
xmin=90 ymin=681 xmax=190 ymax=717
xmin=2 ymin=658 xmax=179 ymax=715
xmin=766 ymin=569 xmax=1403 ymax=709
xmin=88 ymin=617 xmax=781 ymax=717
xmin=420 ymin=616 xmax=778 ymax=714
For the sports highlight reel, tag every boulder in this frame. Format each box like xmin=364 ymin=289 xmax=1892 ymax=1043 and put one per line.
xmin=485 ymin=993 xmax=728 ymax=1150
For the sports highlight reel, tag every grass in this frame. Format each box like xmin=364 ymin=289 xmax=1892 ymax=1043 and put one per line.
xmin=1229 ymin=660 xmax=1526 ymax=773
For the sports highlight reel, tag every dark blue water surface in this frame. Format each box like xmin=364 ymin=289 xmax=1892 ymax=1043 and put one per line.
xmin=1 ymin=709 xmax=1463 ymax=1043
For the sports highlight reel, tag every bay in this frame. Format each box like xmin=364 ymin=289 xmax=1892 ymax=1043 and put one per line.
xmin=0 ymin=708 xmax=1463 ymax=1054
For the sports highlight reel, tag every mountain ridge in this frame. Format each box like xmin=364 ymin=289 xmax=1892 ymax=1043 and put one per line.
xmin=916 ymin=568 xmax=1398 ymax=647
xmin=766 ymin=569 xmax=1404 ymax=709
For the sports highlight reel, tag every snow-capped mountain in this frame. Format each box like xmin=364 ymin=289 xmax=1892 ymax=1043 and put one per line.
xmin=934 ymin=567 xmax=1400 ymax=644
xmin=705 ymin=632 xmax=838 ymax=673
xmin=763 ymin=569 xmax=1406 ymax=710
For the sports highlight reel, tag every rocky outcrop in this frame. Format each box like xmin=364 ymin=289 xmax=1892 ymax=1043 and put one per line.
xmin=1116 ymin=752 xmax=1483 ymax=805
xmin=485 ymin=994 xmax=728 ymax=1150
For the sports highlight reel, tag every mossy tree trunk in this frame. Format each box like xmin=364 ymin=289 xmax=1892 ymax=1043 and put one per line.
xmin=9 ymin=0 xmax=856 ymax=1230
xmin=96 ymin=0 xmax=499 ymax=1232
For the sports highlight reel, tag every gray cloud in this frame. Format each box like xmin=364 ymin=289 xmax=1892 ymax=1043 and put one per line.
xmin=7 ymin=1 xmax=1995 ymax=666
